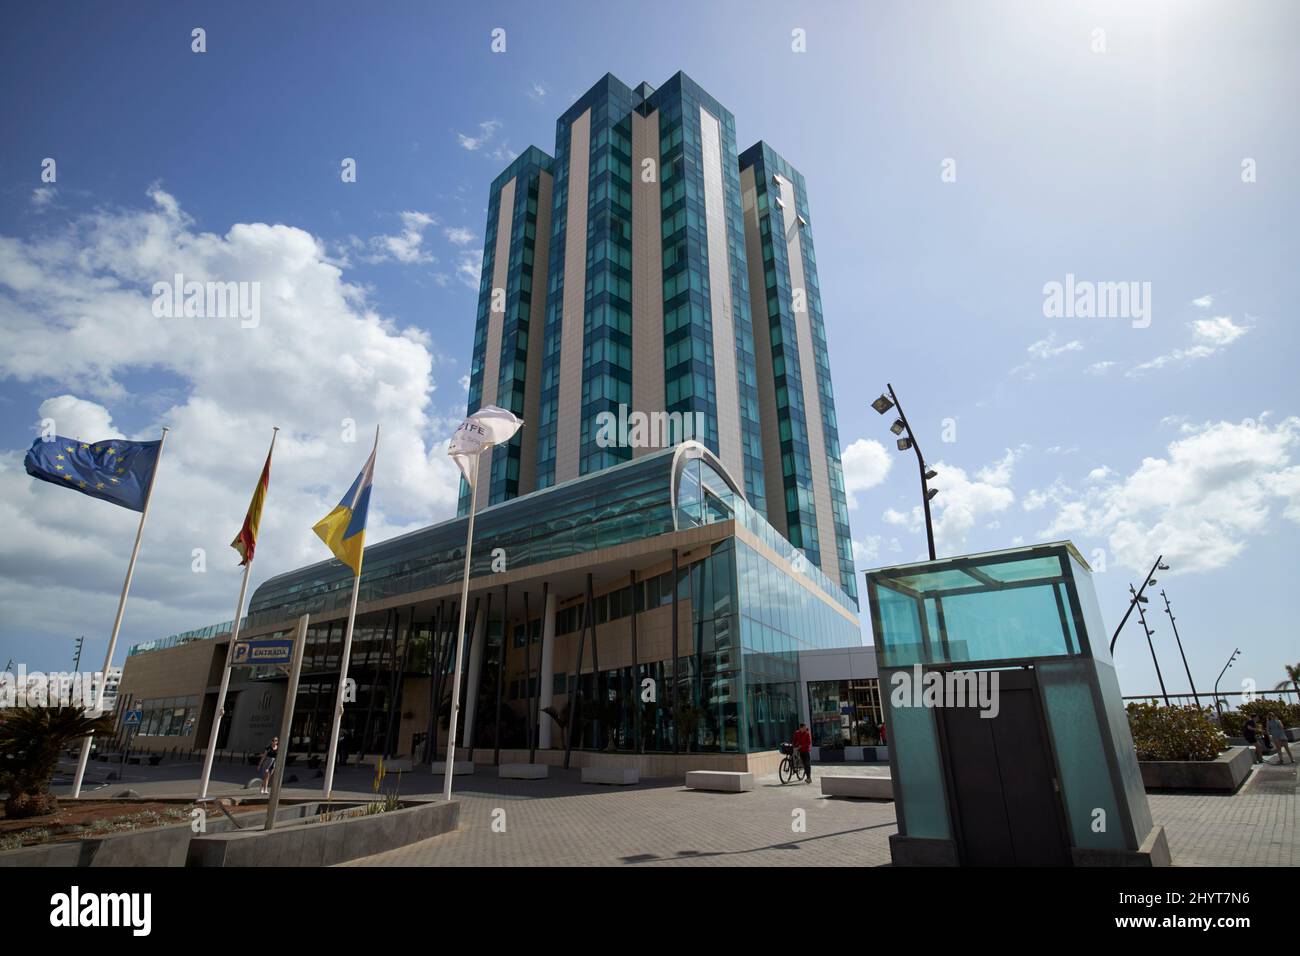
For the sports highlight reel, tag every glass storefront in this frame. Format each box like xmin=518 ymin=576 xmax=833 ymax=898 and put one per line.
xmin=807 ymin=679 xmax=884 ymax=748
xmin=134 ymin=696 xmax=199 ymax=738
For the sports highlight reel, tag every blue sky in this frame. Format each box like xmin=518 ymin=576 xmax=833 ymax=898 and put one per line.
xmin=1 ymin=0 xmax=1297 ymax=702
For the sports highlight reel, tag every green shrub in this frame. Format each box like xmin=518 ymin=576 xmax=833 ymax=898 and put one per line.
xmin=1126 ymin=702 xmax=1225 ymax=762
xmin=1219 ymin=699 xmax=1300 ymax=737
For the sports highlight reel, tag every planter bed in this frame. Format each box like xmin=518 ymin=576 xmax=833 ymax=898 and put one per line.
xmin=187 ymin=799 xmax=458 ymax=867
xmin=0 ymin=799 xmax=320 ymax=867
xmin=1138 ymin=746 xmax=1255 ymax=793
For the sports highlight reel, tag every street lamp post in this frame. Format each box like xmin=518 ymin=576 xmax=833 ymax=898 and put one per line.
xmin=871 ymin=383 xmax=938 ymax=561
xmin=1213 ymin=648 xmax=1241 ymax=726
xmin=1109 ymin=554 xmax=1167 ymax=654
xmin=1132 ymin=584 xmax=1169 ymax=706
xmin=1160 ymin=590 xmax=1201 ymax=708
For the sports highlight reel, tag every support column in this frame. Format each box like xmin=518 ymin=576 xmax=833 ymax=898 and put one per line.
xmin=538 ymin=589 xmax=557 ymax=749
xmin=462 ymin=598 xmax=488 ymax=752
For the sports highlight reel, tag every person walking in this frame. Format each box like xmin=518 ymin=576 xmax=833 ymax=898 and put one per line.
xmin=1242 ymin=717 xmax=1264 ymax=764
xmin=1266 ymin=714 xmax=1293 ymax=764
xmin=793 ymin=723 xmax=813 ymax=784
xmin=257 ymin=736 xmax=280 ymax=795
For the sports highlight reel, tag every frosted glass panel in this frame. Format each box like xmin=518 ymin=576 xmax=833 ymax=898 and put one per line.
xmin=1068 ymin=552 xmax=1110 ymax=662
xmin=1094 ymin=660 xmax=1154 ymax=841
xmin=886 ymin=674 xmax=951 ymax=840
xmin=1037 ymin=659 xmax=1125 ymax=850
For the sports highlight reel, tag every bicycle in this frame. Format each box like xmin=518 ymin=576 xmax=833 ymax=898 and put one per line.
xmin=778 ymin=742 xmax=806 ymax=784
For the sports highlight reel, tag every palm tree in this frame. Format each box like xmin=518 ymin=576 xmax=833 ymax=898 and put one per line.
xmin=1273 ymin=663 xmax=1300 ymax=699
xmin=0 ymin=707 xmax=114 ymax=818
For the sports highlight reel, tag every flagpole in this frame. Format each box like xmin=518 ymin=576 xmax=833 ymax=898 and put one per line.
xmin=199 ymin=427 xmax=278 ymax=799
xmin=442 ymin=448 xmax=485 ymax=803
xmin=322 ymin=425 xmax=379 ymax=801
xmin=72 ymin=427 xmax=170 ymax=799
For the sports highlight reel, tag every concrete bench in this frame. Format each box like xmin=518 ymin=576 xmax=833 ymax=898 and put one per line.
xmin=431 ymin=760 xmax=474 ymax=776
xmin=685 ymin=770 xmax=754 ymax=792
xmin=499 ymin=763 xmax=549 ymax=779
xmin=820 ymin=774 xmax=893 ymax=800
xmin=581 ymin=766 xmax=639 ymax=786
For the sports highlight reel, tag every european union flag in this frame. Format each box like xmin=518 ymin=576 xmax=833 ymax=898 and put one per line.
xmin=25 ymin=436 xmax=161 ymax=512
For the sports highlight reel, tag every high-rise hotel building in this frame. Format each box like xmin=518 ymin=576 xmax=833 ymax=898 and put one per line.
xmin=461 ymin=72 xmax=855 ymax=602
xmin=208 ymin=72 xmax=866 ymax=773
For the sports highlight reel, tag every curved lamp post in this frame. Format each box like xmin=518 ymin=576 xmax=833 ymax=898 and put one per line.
xmin=1213 ymin=647 xmax=1241 ymax=726
xmin=1109 ymin=555 xmax=1168 ymax=654
xmin=871 ymin=384 xmax=938 ymax=561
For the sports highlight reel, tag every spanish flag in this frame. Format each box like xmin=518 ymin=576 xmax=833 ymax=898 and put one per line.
xmin=313 ymin=433 xmax=377 ymax=577
xmin=231 ymin=438 xmax=275 ymax=566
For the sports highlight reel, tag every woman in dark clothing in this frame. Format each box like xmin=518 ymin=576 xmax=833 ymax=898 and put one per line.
xmin=257 ymin=736 xmax=280 ymax=795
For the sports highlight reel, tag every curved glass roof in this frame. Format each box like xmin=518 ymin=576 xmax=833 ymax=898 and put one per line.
xmin=247 ymin=441 xmax=857 ymax=628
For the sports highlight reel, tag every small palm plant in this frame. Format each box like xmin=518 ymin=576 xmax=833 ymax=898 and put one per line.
xmin=0 ymin=707 xmax=114 ymax=819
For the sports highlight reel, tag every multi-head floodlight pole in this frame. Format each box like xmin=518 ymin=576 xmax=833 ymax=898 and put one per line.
xmin=1109 ymin=553 xmax=1165 ymax=654
xmin=886 ymin=384 xmax=936 ymax=561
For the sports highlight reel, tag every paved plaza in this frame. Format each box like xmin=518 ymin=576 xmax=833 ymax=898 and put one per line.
xmin=48 ymin=753 xmax=1297 ymax=867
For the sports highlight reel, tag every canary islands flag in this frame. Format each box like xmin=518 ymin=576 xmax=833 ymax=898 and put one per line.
xmin=313 ymin=437 xmax=376 ymax=576
xmin=25 ymin=436 xmax=161 ymax=512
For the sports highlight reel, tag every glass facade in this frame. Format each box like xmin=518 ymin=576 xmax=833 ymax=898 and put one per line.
xmin=244 ymin=442 xmax=861 ymax=755
xmin=460 ymin=146 xmax=554 ymax=513
xmin=739 ymin=142 xmax=855 ymax=602
xmin=128 ymin=618 xmax=242 ymax=656
xmin=457 ymin=73 xmax=868 ymax=605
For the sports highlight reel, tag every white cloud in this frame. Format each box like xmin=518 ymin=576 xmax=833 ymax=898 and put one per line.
xmin=527 ymin=82 xmax=547 ymax=102
xmin=1129 ymin=315 xmax=1249 ymax=376
xmin=31 ymin=187 xmax=56 ymax=209
xmin=880 ymin=448 xmax=1021 ymax=556
xmin=370 ymin=210 xmax=438 ymax=264
xmin=457 ymin=120 xmax=502 ymax=152
xmin=1085 ymin=360 xmax=1116 ymax=376
xmin=1191 ymin=294 xmax=1213 ymax=309
xmin=1027 ymin=332 xmax=1084 ymax=360
xmin=841 ymin=438 xmax=893 ymax=508
xmin=852 ymin=535 xmax=883 ymax=566
xmin=1190 ymin=315 xmax=1247 ymax=348
xmin=1086 ymin=465 xmax=1113 ymax=482
xmin=455 ymin=250 xmax=483 ymax=290
xmin=1013 ymin=331 xmax=1084 ymax=379
xmin=37 ymin=395 xmax=124 ymax=440
xmin=1027 ymin=417 xmax=1300 ymax=573
xmin=444 ymin=226 xmax=475 ymax=246
xmin=0 ymin=188 xmax=464 ymax=652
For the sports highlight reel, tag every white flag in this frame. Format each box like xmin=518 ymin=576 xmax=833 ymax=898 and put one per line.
xmin=448 ymin=405 xmax=524 ymax=481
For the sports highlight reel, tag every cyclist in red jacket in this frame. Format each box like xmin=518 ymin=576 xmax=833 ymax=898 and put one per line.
xmin=793 ymin=724 xmax=813 ymax=784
